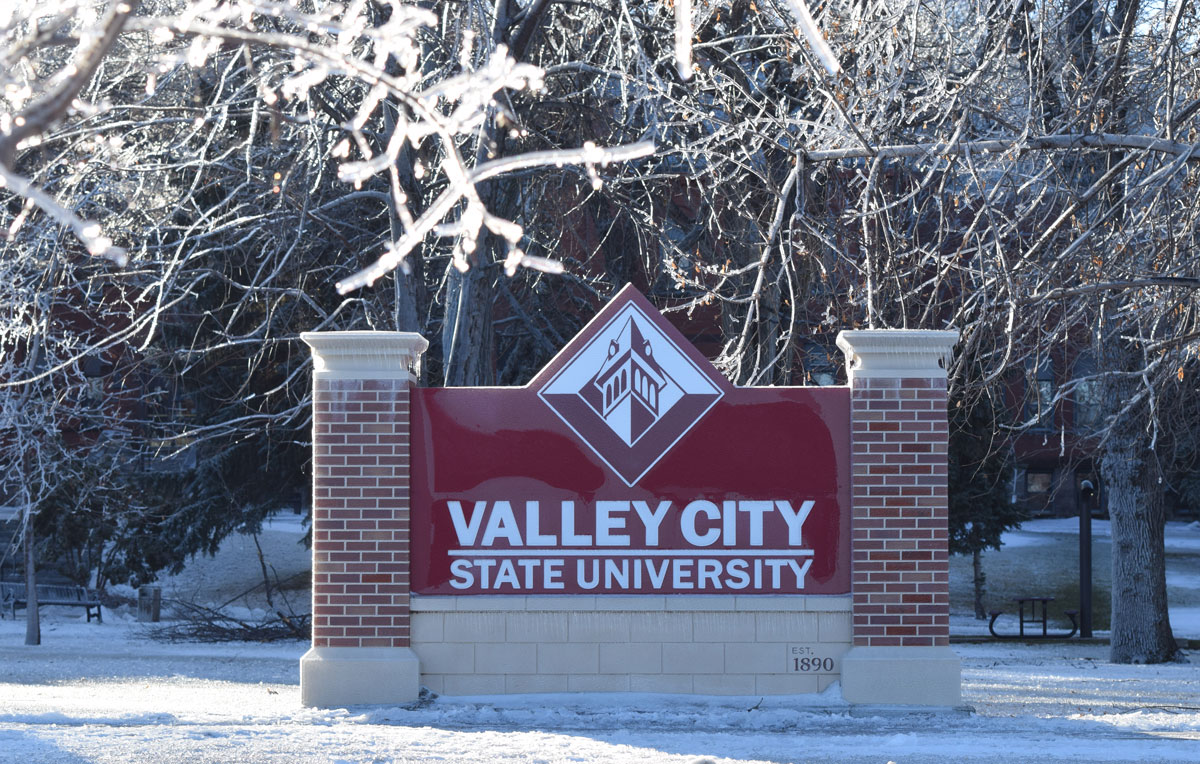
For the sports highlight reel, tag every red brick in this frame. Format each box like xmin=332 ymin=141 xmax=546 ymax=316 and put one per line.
xmin=851 ymin=358 xmax=950 ymax=647
xmin=310 ymin=366 xmax=415 ymax=659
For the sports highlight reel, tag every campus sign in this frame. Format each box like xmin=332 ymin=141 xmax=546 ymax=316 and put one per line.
xmin=409 ymin=286 xmax=851 ymax=595
xmin=302 ymin=290 xmax=960 ymax=708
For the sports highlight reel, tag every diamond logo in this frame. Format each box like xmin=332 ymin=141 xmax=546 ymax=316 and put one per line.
xmin=538 ymin=293 xmax=725 ymax=486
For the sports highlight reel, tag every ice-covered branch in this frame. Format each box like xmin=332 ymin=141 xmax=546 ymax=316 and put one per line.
xmin=674 ymin=0 xmax=692 ymax=81
xmin=334 ymin=140 xmax=655 ymax=294
xmin=778 ymin=1 xmax=842 ymax=78
xmin=0 ymin=0 xmax=142 ymax=167
xmin=0 ymin=164 xmax=128 ymax=265
xmin=804 ymin=134 xmax=1200 ymax=163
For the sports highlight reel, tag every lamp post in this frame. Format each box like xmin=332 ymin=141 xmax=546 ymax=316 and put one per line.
xmin=1079 ymin=479 xmax=1096 ymax=639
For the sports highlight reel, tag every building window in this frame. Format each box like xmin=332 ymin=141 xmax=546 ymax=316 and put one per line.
xmin=1026 ymin=358 xmax=1055 ymax=430
xmin=1072 ymin=353 xmax=1103 ymax=432
xmin=1026 ymin=471 xmax=1053 ymax=494
xmin=1074 ymin=379 xmax=1103 ymax=431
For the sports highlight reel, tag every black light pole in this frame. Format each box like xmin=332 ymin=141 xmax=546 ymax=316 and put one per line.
xmin=1079 ymin=479 xmax=1096 ymax=638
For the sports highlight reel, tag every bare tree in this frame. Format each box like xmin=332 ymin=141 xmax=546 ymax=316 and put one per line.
xmin=640 ymin=0 xmax=1197 ymax=662
xmin=2 ymin=0 xmax=653 ymax=632
xmin=488 ymin=0 xmax=1196 ymax=660
xmin=0 ymin=221 xmax=135 ymax=643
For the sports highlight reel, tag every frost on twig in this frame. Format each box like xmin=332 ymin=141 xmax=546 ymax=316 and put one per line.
xmin=0 ymin=165 xmax=128 ymax=265
xmin=674 ymin=0 xmax=693 ymax=81
xmin=1 ymin=1 xmax=657 ymax=288
xmin=335 ymin=140 xmax=655 ymax=294
xmin=0 ymin=0 xmax=140 ymax=264
xmin=779 ymin=0 xmax=842 ymax=78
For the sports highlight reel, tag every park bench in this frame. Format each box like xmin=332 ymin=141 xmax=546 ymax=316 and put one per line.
xmin=0 ymin=582 xmax=102 ymax=623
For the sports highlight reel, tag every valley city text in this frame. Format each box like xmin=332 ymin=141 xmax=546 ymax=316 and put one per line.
xmin=444 ymin=499 xmax=818 ymax=593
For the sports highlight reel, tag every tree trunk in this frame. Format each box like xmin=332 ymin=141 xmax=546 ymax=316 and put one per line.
xmin=1089 ymin=0 xmax=1170 ymax=664
xmin=382 ymin=97 xmax=424 ymax=337
xmin=1100 ymin=429 xmax=1177 ymax=663
xmin=973 ymin=549 xmax=987 ymax=620
xmin=442 ymin=264 xmax=495 ymax=386
xmin=251 ymin=532 xmax=275 ymax=610
xmin=23 ymin=510 xmax=39 ymax=646
xmin=438 ymin=0 xmax=521 ymax=387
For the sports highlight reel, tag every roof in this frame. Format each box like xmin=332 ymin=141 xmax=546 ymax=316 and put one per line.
xmin=593 ymin=318 xmax=667 ymax=389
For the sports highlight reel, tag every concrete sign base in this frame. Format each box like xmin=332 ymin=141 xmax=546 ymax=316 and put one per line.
xmin=300 ymin=647 xmax=421 ymax=707
xmin=840 ymin=646 xmax=963 ymax=707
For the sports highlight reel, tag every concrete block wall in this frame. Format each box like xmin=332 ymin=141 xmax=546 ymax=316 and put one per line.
xmin=411 ymin=595 xmax=852 ymax=696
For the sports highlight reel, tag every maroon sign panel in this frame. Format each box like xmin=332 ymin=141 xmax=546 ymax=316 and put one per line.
xmin=410 ymin=287 xmax=850 ymax=595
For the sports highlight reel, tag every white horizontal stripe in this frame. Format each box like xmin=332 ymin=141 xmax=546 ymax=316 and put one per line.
xmin=448 ymin=549 xmax=814 ymax=557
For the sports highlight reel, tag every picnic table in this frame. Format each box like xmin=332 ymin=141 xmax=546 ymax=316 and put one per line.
xmin=988 ymin=596 xmax=1078 ymax=639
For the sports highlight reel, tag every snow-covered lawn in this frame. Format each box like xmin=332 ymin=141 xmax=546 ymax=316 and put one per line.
xmin=950 ymin=519 xmax=1200 ymax=639
xmin=1 ymin=614 xmax=1197 ymax=764
xmin=1 ymin=515 xmax=1197 ymax=763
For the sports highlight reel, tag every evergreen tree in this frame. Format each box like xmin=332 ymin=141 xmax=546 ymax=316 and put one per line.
xmin=948 ymin=393 xmax=1022 ymax=619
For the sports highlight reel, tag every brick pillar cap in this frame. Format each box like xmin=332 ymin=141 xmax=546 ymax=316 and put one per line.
xmin=836 ymin=329 xmax=958 ymax=380
xmin=301 ymin=331 xmax=428 ymax=376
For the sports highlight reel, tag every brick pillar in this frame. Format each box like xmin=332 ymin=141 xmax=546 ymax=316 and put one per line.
xmin=835 ymin=329 xmax=962 ymax=707
xmin=299 ymin=330 xmax=427 ymax=707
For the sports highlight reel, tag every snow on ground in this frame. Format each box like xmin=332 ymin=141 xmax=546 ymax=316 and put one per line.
xmin=1162 ymin=524 xmax=1200 ymax=634
xmin=1011 ymin=518 xmax=1200 ymax=554
xmin=1 ymin=514 xmax=1197 ymax=763
xmin=1 ymin=614 xmax=1198 ymax=764
xmin=1168 ymin=608 xmax=1200 ymax=640
xmin=1010 ymin=517 xmax=1114 ymax=537
xmin=155 ymin=512 xmax=311 ymax=614
xmin=983 ymin=519 xmax=1200 ymax=639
